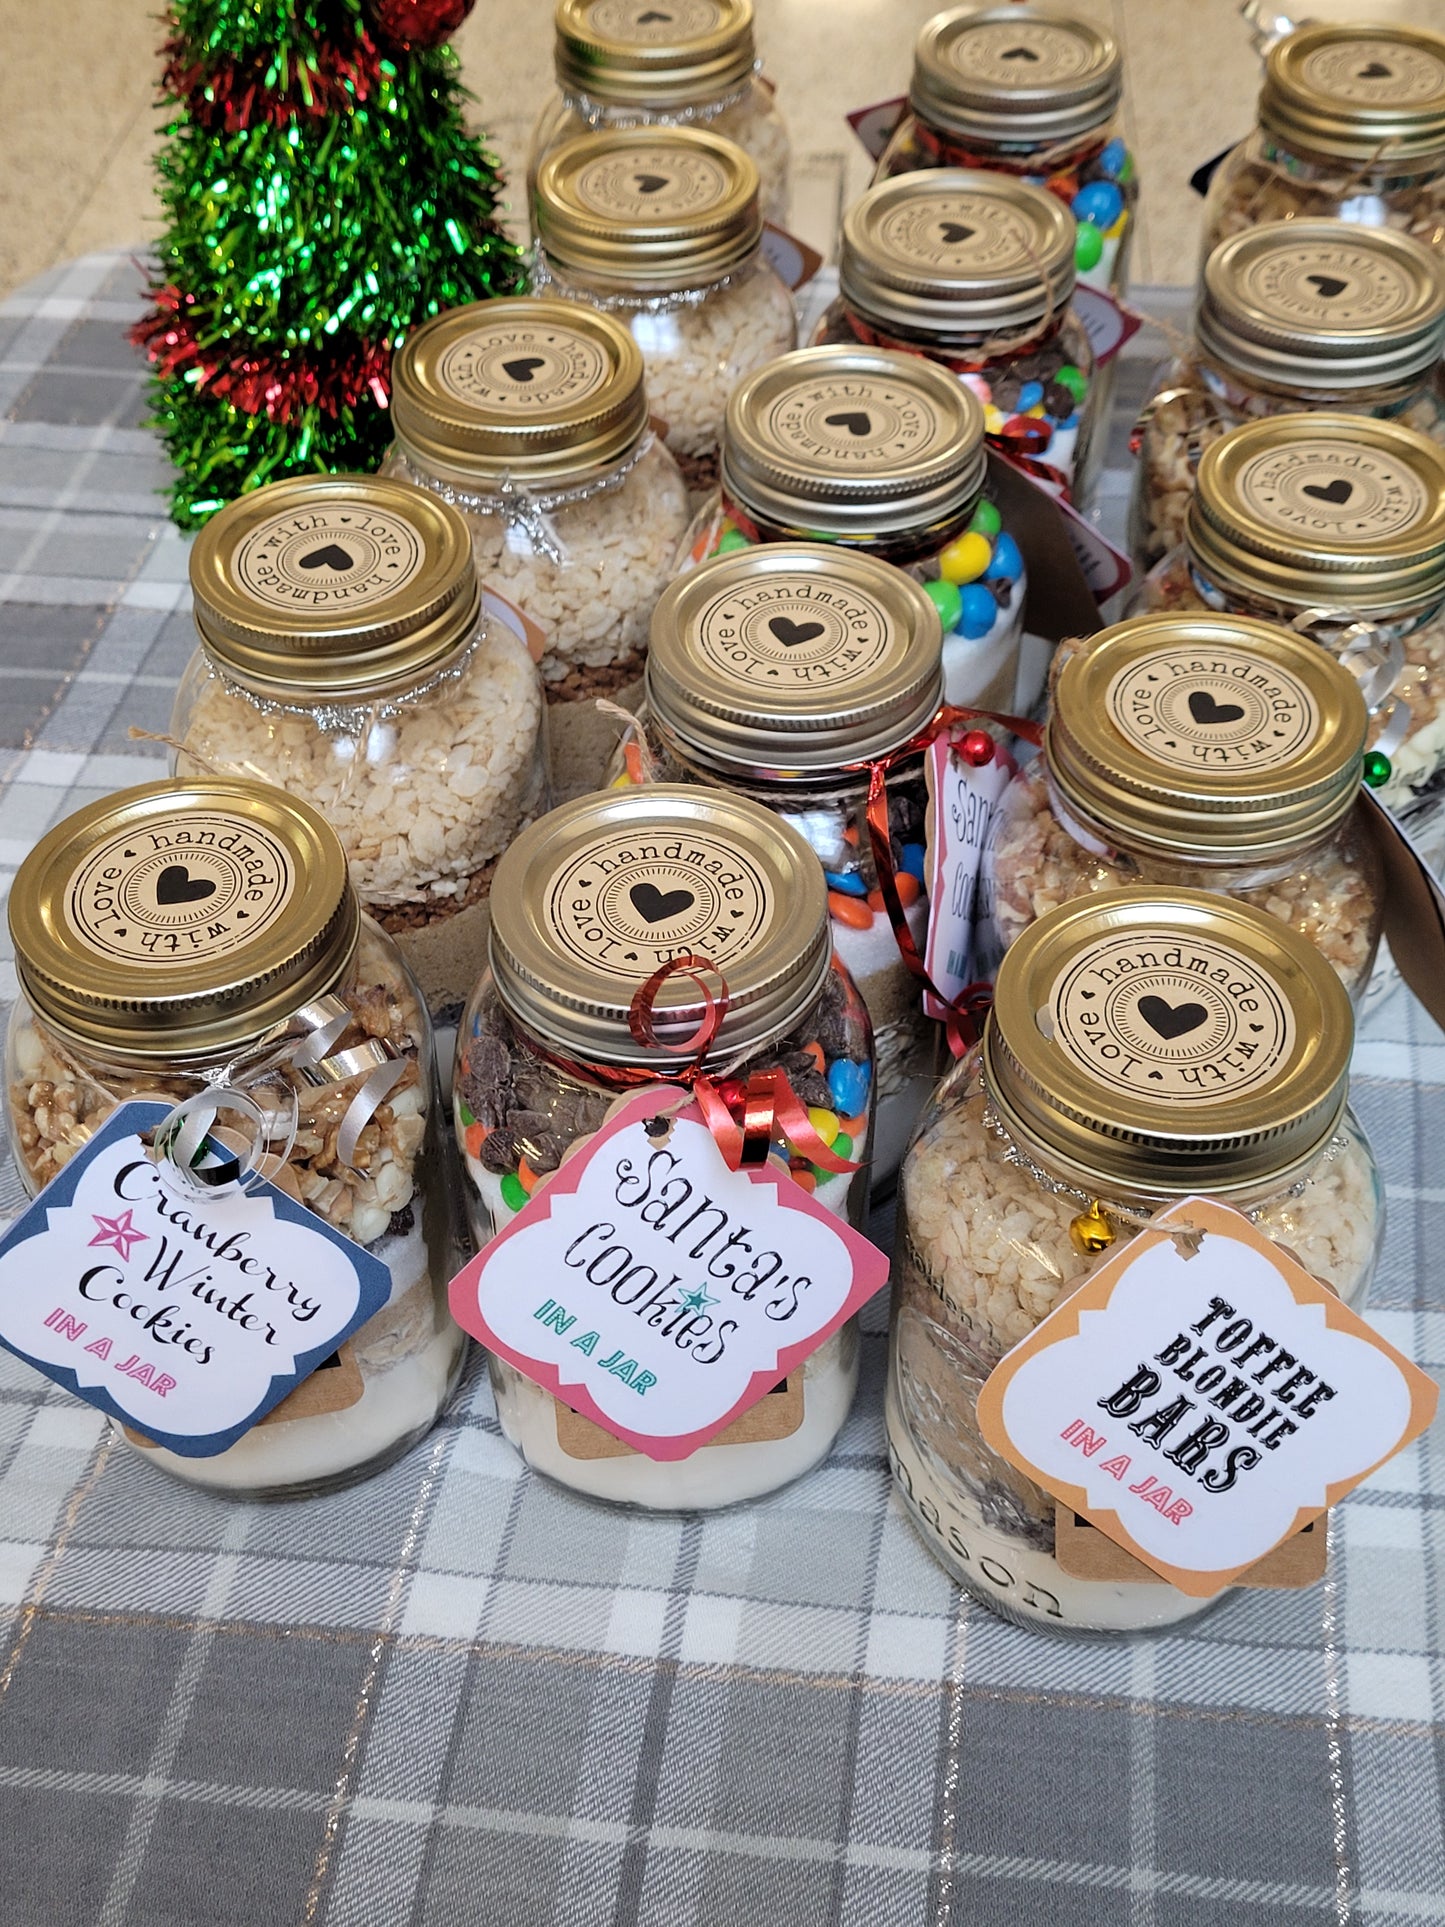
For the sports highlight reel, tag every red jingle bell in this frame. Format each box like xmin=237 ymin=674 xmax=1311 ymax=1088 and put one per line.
xmin=959 ymin=729 xmax=995 ymax=767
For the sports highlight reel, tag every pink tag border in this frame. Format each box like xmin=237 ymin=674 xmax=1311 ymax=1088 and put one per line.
xmin=448 ymin=1089 xmax=890 ymax=1461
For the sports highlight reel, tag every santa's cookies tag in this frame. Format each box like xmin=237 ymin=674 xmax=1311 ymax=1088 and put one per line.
xmin=449 ymin=1089 xmax=888 ymax=1460
xmin=0 ymin=1101 xmax=392 ymax=1457
xmin=922 ymin=732 xmax=1014 ymax=1021
xmin=976 ymin=1196 xmax=1436 ymax=1597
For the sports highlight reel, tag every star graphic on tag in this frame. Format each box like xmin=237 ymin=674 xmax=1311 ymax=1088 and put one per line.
xmin=677 ymin=1283 xmax=718 ymax=1314
xmin=88 ymin=1209 xmax=149 ymax=1262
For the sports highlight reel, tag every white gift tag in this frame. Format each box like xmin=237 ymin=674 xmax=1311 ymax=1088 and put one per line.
xmin=760 ymin=222 xmax=824 ymax=292
xmin=449 ymin=1089 xmax=889 ymax=1460
xmin=0 ymin=1101 xmax=393 ymax=1457
xmin=977 ymin=1196 xmax=1437 ymax=1596
xmin=845 ymin=96 xmax=908 ymax=161
xmin=1071 ymin=285 xmax=1143 ymax=369
xmin=922 ymin=735 xmax=1015 ymax=1021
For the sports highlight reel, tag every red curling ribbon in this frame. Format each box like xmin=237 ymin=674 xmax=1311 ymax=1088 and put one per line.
xmin=848 ymin=703 xmax=1044 ymax=1055
xmin=909 ymin=119 xmax=1108 ymax=199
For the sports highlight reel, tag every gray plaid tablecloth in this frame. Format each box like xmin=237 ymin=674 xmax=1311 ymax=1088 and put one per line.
xmin=0 ymin=250 xmax=1442 ymax=1927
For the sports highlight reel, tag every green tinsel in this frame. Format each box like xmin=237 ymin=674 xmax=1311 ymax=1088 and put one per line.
xmin=140 ymin=0 xmax=526 ymax=529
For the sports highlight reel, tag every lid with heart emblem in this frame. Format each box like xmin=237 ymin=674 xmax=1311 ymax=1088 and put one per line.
xmin=554 ymin=0 xmax=758 ymax=107
xmin=720 ymin=346 xmax=988 ymax=541
xmin=839 ymin=169 xmax=1076 ymax=338
xmin=188 ymin=473 xmax=479 ymax=700
xmin=985 ymin=888 xmax=1353 ymax=1198
xmin=9 ymin=779 xmax=358 ymax=1062
xmin=1197 ymin=220 xmax=1445 ymax=394
xmin=1259 ymin=22 xmax=1445 ymax=169
xmin=909 ymin=4 xmax=1123 ymax=149
xmin=488 ymin=784 xmax=829 ymax=1067
xmin=646 ymin=543 xmax=944 ymax=778
xmin=390 ymin=297 xmax=649 ymax=489
xmin=1046 ymin=612 xmax=1367 ymax=861
xmin=1188 ymin=413 xmax=1445 ymax=619
xmin=534 ymin=127 xmax=762 ymax=287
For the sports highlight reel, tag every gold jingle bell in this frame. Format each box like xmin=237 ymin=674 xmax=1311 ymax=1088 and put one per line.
xmin=1069 ymin=1201 xmax=1116 ymax=1255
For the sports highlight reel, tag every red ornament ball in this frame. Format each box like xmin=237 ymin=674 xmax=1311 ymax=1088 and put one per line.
xmin=367 ymin=0 xmax=476 ymax=47
xmin=959 ymin=729 xmax=995 ymax=767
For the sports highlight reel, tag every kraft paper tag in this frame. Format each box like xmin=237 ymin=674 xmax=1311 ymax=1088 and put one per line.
xmin=1361 ymin=790 xmax=1445 ymax=1034
xmin=481 ymin=580 xmax=550 ymax=664
xmin=1052 ymin=1506 xmax=1328 ymax=1590
xmin=977 ymin=1196 xmax=1437 ymax=1598
xmin=985 ymin=451 xmax=1121 ymax=634
xmin=760 ymin=223 xmax=824 ymax=292
xmin=449 ymin=1088 xmax=888 ymax=1461
xmin=846 ymin=96 xmax=908 ymax=160
xmin=555 ymin=1372 xmax=805 ymax=1460
xmin=0 ymin=1102 xmax=391 ymax=1458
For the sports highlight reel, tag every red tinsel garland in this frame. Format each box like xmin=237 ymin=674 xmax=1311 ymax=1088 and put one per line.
xmin=161 ymin=29 xmax=387 ymax=132
xmin=131 ymin=287 xmax=392 ymax=421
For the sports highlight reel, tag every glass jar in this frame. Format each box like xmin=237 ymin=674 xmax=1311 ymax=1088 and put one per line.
xmin=1135 ymin=412 xmax=1445 ymax=826
xmin=888 ymin=888 xmax=1383 ymax=1633
xmin=532 ymin=127 xmax=797 ymax=496
xmin=1129 ymin=219 xmax=1445 ymax=575
xmin=384 ymin=297 xmax=690 ymax=704
xmin=1201 ymin=22 xmax=1445 ymax=265
xmin=4 ymin=778 xmax=467 ymax=1498
xmin=678 ymin=345 xmax=1028 ymax=709
xmin=984 ymin=611 xmax=1380 ymax=1003
xmin=810 ymin=170 xmax=1099 ymax=506
xmin=170 ymin=474 xmax=548 ymax=1015
xmin=454 ymin=784 xmax=875 ymax=1507
xmin=875 ymin=4 xmax=1135 ymax=299
xmin=527 ymin=0 xmax=791 ymax=226
xmin=614 ymin=543 xmax=943 ymax=1183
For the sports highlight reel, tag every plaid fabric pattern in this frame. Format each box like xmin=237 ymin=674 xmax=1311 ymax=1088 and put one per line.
xmin=0 ymin=251 xmax=1440 ymax=1927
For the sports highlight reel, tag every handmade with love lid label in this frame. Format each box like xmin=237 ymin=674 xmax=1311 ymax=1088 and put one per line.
xmin=436 ymin=318 xmax=612 ymax=413
xmin=1104 ymin=644 xmax=1320 ymax=777
xmin=449 ymin=1089 xmax=888 ymax=1460
xmin=0 ymin=1102 xmax=391 ymax=1457
xmin=232 ymin=498 xmax=428 ymax=610
xmin=977 ymin=1197 xmax=1436 ymax=1596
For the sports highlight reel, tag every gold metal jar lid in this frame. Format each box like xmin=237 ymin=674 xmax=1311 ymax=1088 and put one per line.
xmin=488 ymin=784 xmax=829 ymax=1068
xmin=554 ymin=0 xmax=758 ymax=107
xmin=390 ymin=297 xmax=649 ymax=489
xmin=1047 ymin=612 xmax=1367 ymax=861
xmin=984 ymin=888 xmax=1353 ymax=1199
xmin=1189 ymin=413 xmax=1445 ymax=619
xmin=1197 ymin=219 xmax=1445 ymax=394
xmin=1260 ymin=22 xmax=1445 ymax=169
xmin=534 ymin=127 xmax=762 ymax=287
xmin=188 ymin=473 xmax=478 ymax=700
xmin=721 ymin=346 xmax=987 ymax=539
xmin=10 ymin=778 xmax=358 ymax=1063
xmin=910 ymin=4 xmax=1123 ymax=149
xmin=647 ymin=543 xmax=944 ymax=777
xmin=839 ymin=169 xmax=1076 ymax=338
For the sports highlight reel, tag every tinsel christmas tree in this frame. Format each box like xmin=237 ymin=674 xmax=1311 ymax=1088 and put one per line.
xmin=133 ymin=0 xmax=525 ymax=528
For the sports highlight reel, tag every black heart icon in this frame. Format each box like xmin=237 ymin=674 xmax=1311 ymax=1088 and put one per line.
xmin=1138 ymin=994 xmax=1209 ymax=1040
xmin=1001 ymin=44 xmax=1040 ymax=60
xmin=1357 ymin=60 xmax=1391 ymax=78
xmin=1187 ymin=690 xmax=1245 ymax=725
xmin=940 ymin=221 xmax=976 ymax=244
xmin=1302 ymin=478 xmax=1352 ymax=505
xmin=825 ymin=410 xmax=872 ymax=437
xmin=155 ymin=864 xmax=216 ymax=907
xmin=1148 ymin=1070 xmax=1164 ymax=1080
xmin=298 ymin=543 xmax=354 ymax=571
xmin=502 ymin=356 xmax=546 ymax=382
xmin=636 ymin=6 xmax=671 ymax=17
xmin=630 ymin=882 xmax=694 ymax=923
xmin=769 ymin=615 xmax=825 ymax=648
xmin=1306 ymin=274 xmax=1348 ymax=299
xmin=634 ymin=173 xmax=670 ymax=194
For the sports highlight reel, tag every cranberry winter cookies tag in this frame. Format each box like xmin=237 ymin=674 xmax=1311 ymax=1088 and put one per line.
xmin=450 ymin=1089 xmax=889 ymax=1460
xmin=977 ymin=1196 xmax=1437 ymax=1596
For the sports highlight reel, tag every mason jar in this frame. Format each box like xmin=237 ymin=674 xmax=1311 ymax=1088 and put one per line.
xmin=677 ymin=345 xmax=1028 ymax=709
xmin=532 ymin=127 xmax=797 ymax=495
xmin=611 ymin=543 xmax=943 ymax=1183
xmin=454 ymin=784 xmax=875 ymax=1507
xmin=1201 ymin=22 xmax=1445 ymax=265
xmin=875 ymin=4 xmax=1135 ymax=298
xmin=383 ymin=297 xmax=690 ymax=704
xmin=1130 ymin=219 xmax=1445 ymax=574
xmin=170 ymin=474 xmax=548 ymax=1017
xmin=888 ymin=888 xmax=1383 ymax=1632
xmin=810 ymin=170 xmax=1099 ymax=506
xmin=5 ymin=779 xmax=468 ymax=1498
xmin=984 ymin=612 xmax=1380 ymax=1002
xmin=527 ymin=0 xmax=791 ymax=225
xmin=1135 ymin=413 xmax=1445 ymax=828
